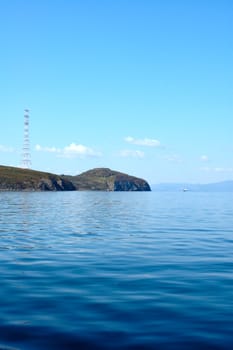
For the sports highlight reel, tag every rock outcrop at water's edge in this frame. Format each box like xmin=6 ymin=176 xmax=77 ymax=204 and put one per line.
xmin=0 ymin=166 xmax=151 ymax=191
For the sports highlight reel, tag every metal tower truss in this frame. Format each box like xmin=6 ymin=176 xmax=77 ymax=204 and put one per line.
xmin=22 ymin=109 xmax=31 ymax=169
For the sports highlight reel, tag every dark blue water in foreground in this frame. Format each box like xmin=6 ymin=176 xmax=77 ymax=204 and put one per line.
xmin=0 ymin=191 xmax=232 ymax=350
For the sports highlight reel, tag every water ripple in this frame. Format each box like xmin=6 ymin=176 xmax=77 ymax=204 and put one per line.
xmin=0 ymin=192 xmax=233 ymax=349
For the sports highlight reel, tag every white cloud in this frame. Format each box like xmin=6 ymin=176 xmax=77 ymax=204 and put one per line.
xmin=35 ymin=143 xmax=102 ymax=158
xmin=119 ymin=149 xmax=145 ymax=158
xmin=62 ymin=143 xmax=102 ymax=158
xmin=0 ymin=145 xmax=15 ymax=153
xmin=200 ymin=155 xmax=209 ymax=162
xmin=125 ymin=136 xmax=161 ymax=147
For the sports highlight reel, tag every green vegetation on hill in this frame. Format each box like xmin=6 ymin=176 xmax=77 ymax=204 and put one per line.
xmin=0 ymin=166 xmax=151 ymax=192
xmin=64 ymin=168 xmax=151 ymax=191
xmin=0 ymin=165 xmax=75 ymax=191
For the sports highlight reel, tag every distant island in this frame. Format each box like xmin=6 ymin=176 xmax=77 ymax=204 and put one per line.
xmin=0 ymin=165 xmax=151 ymax=192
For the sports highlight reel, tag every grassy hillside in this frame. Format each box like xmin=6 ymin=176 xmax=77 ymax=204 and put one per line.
xmin=0 ymin=166 xmax=151 ymax=191
xmin=64 ymin=168 xmax=151 ymax=191
xmin=0 ymin=165 xmax=75 ymax=191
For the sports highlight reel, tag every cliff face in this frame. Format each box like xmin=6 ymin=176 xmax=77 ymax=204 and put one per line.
xmin=0 ymin=166 xmax=75 ymax=191
xmin=114 ymin=177 xmax=150 ymax=191
xmin=66 ymin=168 xmax=151 ymax=191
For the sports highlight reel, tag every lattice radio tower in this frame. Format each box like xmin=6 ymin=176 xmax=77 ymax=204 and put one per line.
xmin=21 ymin=109 xmax=31 ymax=169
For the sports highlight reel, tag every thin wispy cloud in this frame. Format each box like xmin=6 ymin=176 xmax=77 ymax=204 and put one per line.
xmin=214 ymin=167 xmax=233 ymax=173
xmin=200 ymin=166 xmax=211 ymax=172
xmin=125 ymin=136 xmax=161 ymax=147
xmin=201 ymin=166 xmax=233 ymax=173
xmin=200 ymin=155 xmax=209 ymax=162
xmin=119 ymin=149 xmax=145 ymax=158
xmin=0 ymin=145 xmax=15 ymax=153
xmin=163 ymin=154 xmax=182 ymax=163
xmin=35 ymin=145 xmax=59 ymax=153
xmin=35 ymin=143 xmax=102 ymax=158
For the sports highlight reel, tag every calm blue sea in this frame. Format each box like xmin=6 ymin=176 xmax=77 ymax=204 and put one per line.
xmin=0 ymin=191 xmax=232 ymax=350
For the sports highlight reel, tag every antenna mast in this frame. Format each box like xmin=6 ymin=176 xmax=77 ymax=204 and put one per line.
xmin=22 ymin=109 xmax=31 ymax=169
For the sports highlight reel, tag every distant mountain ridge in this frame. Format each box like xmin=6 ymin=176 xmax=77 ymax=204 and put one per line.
xmin=152 ymin=181 xmax=233 ymax=192
xmin=0 ymin=165 xmax=151 ymax=192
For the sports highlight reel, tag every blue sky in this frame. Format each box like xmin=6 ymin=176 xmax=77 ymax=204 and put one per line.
xmin=0 ymin=0 xmax=232 ymax=184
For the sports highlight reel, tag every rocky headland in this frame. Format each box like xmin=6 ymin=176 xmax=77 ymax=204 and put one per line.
xmin=0 ymin=165 xmax=151 ymax=192
xmin=64 ymin=168 xmax=151 ymax=191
